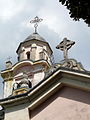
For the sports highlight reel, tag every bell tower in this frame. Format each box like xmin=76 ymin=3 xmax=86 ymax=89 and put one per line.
xmin=16 ymin=32 xmax=52 ymax=64
xmin=1 ymin=16 xmax=53 ymax=98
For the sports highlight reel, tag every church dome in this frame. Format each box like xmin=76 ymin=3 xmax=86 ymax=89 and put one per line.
xmin=24 ymin=33 xmax=46 ymax=42
xmin=16 ymin=32 xmax=53 ymax=64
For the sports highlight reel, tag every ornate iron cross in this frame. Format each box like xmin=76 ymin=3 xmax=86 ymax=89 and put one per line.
xmin=30 ymin=16 xmax=43 ymax=33
xmin=56 ymin=38 xmax=75 ymax=60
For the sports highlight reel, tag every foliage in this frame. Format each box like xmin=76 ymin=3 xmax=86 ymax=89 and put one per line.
xmin=59 ymin=0 xmax=90 ymax=26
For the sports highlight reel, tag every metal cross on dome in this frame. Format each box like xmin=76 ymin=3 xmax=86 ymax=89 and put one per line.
xmin=56 ymin=38 xmax=75 ymax=60
xmin=30 ymin=16 xmax=43 ymax=33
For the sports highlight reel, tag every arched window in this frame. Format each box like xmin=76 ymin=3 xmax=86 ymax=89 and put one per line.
xmin=39 ymin=51 xmax=45 ymax=59
xmin=26 ymin=52 xmax=30 ymax=59
xmin=28 ymin=81 xmax=32 ymax=88
xmin=18 ymin=56 xmax=20 ymax=61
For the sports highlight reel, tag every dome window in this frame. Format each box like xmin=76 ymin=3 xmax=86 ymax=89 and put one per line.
xmin=26 ymin=52 xmax=30 ymax=59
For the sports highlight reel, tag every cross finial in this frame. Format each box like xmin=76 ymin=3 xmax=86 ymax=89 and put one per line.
xmin=56 ymin=38 xmax=75 ymax=60
xmin=30 ymin=16 xmax=43 ymax=33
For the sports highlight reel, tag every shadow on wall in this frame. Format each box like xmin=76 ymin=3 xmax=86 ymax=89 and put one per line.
xmin=31 ymin=86 xmax=90 ymax=119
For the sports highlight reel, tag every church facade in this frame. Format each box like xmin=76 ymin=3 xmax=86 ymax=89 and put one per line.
xmin=0 ymin=16 xmax=90 ymax=120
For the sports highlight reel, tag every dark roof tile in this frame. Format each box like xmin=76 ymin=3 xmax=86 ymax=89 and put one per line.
xmin=24 ymin=33 xmax=46 ymax=42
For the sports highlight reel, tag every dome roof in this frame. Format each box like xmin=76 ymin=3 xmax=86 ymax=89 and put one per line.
xmin=24 ymin=33 xmax=46 ymax=42
xmin=16 ymin=32 xmax=53 ymax=54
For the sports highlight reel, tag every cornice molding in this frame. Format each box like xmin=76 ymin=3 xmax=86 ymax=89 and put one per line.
xmin=0 ymin=68 xmax=90 ymax=109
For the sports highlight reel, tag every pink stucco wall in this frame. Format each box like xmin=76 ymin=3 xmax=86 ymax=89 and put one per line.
xmin=31 ymin=87 xmax=90 ymax=120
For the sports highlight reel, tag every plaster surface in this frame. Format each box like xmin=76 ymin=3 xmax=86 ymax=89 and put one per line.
xmin=31 ymin=87 xmax=90 ymax=120
xmin=5 ymin=103 xmax=29 ymax=120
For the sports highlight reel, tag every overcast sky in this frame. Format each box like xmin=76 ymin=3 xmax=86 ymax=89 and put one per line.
xmin=0 ymin=0 xmax=90 ymax=97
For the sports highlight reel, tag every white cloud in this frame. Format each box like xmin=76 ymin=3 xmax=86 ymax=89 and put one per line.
xmin=37 ymin=0 xmax=76 ymax=38
xmin=0 ymin=0 xmax=26 ymax=21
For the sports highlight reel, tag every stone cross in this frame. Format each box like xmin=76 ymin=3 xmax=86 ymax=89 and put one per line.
xmin=30 ymin=16 xmax=43 ymax=33
xmin=56 ymin=38 xmax=75 ymax=60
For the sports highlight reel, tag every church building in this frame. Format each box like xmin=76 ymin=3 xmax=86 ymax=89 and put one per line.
xmin=0 ymin=16 xmax=90 ymax=120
